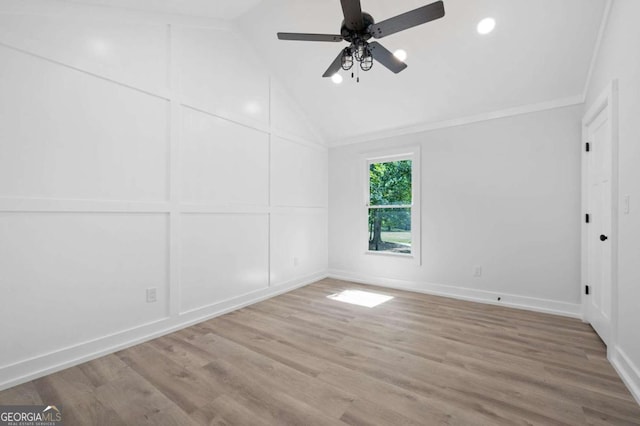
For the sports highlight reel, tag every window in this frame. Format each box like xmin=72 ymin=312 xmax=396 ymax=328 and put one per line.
xmin=365 ymin=150 xmax=419 ymax=258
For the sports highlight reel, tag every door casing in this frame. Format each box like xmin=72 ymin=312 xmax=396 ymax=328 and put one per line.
xmin=581 ymin=80 xmax=619 ymax=356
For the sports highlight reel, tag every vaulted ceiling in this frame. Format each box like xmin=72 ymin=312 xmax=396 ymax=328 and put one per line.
xmin=239 ymin=0 xmax=607 ymax=144
xmin=65 ymin=0 xmax=608 ymax=145
xmin=66 ymin=0 xmax=263 ymax=20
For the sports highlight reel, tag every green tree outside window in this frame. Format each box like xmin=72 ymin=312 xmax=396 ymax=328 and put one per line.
xmin=368 ymin=160 xmax=412 ymax=253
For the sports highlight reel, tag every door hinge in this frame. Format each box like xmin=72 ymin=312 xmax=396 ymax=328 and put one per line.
xmin=585 ymin=142 xmax=590 ymax=152
xmin=585 ymin=285 xmax=590 ymax=295
xmin=585 ymin=213 xmax=590 ymax=223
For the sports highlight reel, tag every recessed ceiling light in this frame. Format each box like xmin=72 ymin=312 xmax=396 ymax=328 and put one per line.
xmin=393 ymin=49 xmax=407 ymax=62
xmin=477 ymin=17 xmax=496 ymax=35
xmin=331 ymin=73 xmax=343 ymax=84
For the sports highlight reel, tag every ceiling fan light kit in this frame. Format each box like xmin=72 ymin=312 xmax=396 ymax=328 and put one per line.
xmin=276 ymin=0 xmax=445 ymax=81
xmin=340 ymin=47 xmax=354 ymax=71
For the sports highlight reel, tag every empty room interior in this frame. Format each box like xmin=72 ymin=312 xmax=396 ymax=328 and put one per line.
xmin=1 ymin=0 xmax=640 ymax=424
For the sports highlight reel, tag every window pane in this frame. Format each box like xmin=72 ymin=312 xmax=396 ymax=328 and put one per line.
xmin=369 ymin=160 xmax=412 ymax=206
xmin=368 ymin=208 xmax=411 ymax=254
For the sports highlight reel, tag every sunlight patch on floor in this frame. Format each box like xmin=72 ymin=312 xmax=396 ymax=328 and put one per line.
xmin=327 ymin=289 xmax=394 ymax=308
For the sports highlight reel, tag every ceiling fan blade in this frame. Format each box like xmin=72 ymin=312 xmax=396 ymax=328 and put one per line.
xmin=277 ymin=32 xmax=343 ymax=42
xmin=340 ymin=0 xmax=364 ymax=31
xmin=322 ymin=50 xmax=345 ymax=77
xmin=368 ymin=42 xmax=408 ymax=74
xmin=370 ymin=1 xmax=445 ymax=39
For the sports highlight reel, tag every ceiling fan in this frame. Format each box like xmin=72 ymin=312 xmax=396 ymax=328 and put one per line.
xmin=277 ymin=0 xmax=445 ymax=78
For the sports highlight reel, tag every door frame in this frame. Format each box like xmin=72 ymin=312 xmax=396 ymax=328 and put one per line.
xmin=581 ymin=80 xmax=619 ymax=353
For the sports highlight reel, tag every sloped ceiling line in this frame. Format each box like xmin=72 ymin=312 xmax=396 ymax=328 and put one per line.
xmin=237 ymin=0 xmax=608 ymax=144
xmin=581 ymin=0 xmax=612 ymax=102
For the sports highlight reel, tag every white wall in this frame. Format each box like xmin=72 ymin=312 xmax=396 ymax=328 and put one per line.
xmin=0 ymin=0 xmax=327 ymax=390
xmin=329 ymin=105 xmax=583 ymax=316
xmin=584 ymin=0 xmax=640 ymax=403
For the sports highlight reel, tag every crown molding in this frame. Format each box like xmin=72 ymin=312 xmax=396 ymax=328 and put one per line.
xmin=329 ymin=95 xmax=585 ymax=148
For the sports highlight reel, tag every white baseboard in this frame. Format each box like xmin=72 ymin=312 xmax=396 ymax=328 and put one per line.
xmin=0 ymin=272 xmax=327 ymax=392
xmin=328 ymin=269 xmax=582 ymax=319
xmin=610 ymin=346 xmax=640 ymax=406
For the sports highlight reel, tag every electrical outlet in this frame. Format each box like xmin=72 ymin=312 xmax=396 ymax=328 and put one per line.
xmin=293 ymin=257 xmax=299 ymax=267
xmin=146 ymin=288 xmax=157 ymax=303
xmin=473 ymin=266 xmax=482 ymax=278
xmin=623 ymin=195 xmax=631 ymax=214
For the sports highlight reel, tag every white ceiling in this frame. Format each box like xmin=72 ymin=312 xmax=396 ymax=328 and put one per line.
xmin=238 ymin=0 xmax=607 ymax=144
xmin=64 ymin=0 xmax=607 ymax=144
xmin=65 ymin=0 xmax=262 ymax=20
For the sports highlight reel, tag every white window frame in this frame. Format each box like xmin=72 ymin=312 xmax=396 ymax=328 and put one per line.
xmin=362 ymin=146 xmax=421 ymax=264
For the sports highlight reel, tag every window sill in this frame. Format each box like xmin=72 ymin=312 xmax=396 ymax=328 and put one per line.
xmin=364 ymin=250 xmax=414 ymax=259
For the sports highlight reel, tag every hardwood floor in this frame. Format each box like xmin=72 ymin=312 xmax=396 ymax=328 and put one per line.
xmin=1 ymin=278 xmax=639 ymax=425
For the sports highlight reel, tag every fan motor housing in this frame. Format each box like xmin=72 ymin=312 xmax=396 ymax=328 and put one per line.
xmin=340 ymin=12 xmax=375 ymax=42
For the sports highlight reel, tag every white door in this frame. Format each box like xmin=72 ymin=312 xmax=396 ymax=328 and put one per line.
xmin=585 ymin=106 xmax=612 ymax=345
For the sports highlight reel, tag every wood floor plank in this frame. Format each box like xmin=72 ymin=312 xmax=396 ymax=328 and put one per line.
xmin=0 ymin=381 xmax=43 ymax=405
xmin=583 ymin=406 xmax=640 ymax=426
xmin=317 ymin=359 xmax=515 ymax=426
xmin=280 ymin=287 xmax=593 ymax=368
xmin=200 ymin=316 xmax=331 ymax=377
xmin=32 ymin=368 xmax=126 ymax=426
xmin=77 ymin=354 xmax=130 ymax=388
xmin=190 ymin=394 xmax=273 ymax=426
xmin=1 ymin=278 xmax=638 ymax=425
xmin=199 ymin=357 xmax=346 ymax=426
xmin=339 ymin=398 xmax=432 ymax=426
xmin=229 ymin=307 xmax=586 ymax=425
xmin=115 ymin=343 xmax=220 ymax=414
xmin=147 ymin=334 xmax=216 ymax=370
xmin=94 ymin=371 xmax=193 ymax=426
xmin=187 ymin=332 xmax=357 ymax=419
